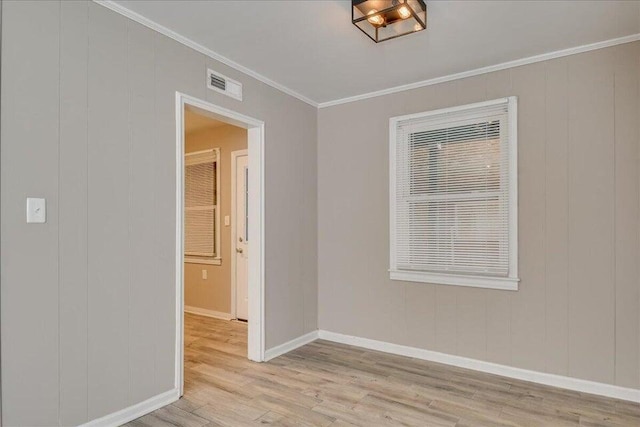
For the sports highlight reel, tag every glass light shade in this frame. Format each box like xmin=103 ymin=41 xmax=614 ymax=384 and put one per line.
xmin=352 ymin=0 xmax=427 ymax=43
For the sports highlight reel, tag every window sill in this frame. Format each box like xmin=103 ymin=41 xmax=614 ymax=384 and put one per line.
xmin=389 ymin=269 xmax=519 ymax=291
xmin=185 ymin=257 xmax=221 ymax=266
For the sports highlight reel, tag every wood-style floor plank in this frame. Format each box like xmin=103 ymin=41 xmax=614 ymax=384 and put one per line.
xmin=125 ymin=313 xmax=640 ymax=426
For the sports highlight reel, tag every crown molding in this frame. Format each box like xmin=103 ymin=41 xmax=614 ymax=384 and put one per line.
xmin=93 ymin=1 xmax=639 ymax=110
xmin=317 ymin=33 xmax=640 ymax=108
xmin=93 ymin=1 xmax=319 ymax=108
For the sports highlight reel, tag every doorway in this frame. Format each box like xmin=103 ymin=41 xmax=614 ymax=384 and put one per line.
xmin=175 ymin=93 xmax=265 ymax=396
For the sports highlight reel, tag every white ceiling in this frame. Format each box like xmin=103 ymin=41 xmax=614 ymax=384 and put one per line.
xmin=113 ymin=0 xmax=640 ymax=104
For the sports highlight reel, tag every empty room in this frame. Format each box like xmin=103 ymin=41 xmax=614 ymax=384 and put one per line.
xmin=1 ymin=1 xmax=639 ymax=426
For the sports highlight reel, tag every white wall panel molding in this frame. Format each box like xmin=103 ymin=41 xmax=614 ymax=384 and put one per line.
xmin=264 ymin=330 xmax=318 ymax=362
xmin=79 ymin=389 xmax=179 ymax=427
xmin=184 ymin=305 xmax=233 ymax=321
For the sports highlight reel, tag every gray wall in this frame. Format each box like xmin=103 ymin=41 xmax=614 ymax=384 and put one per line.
xmin=318 ymin=42 xmax=640 ymax=389
xmin=0 ymin=1 xmax=317 ymax=426
xmin=0 ymin=0 xmax=3 ymax=423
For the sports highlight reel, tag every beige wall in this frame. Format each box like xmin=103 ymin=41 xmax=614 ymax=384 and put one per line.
xmin=0 ymin=1 xmax=317 ymax=425
xmin=184 ymin=124 xmax=247 ymax=315
xmin=318 ymin=42 xmax=640 ymax=389
xmin=1 ymin=2 xmax=638 ymax=425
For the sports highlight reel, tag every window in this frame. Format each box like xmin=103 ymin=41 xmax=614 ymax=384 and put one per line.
xmin=389 ymin=97 xmax=519 ymax=290
xmin=185 ymin=148 xmax=221 ymax=265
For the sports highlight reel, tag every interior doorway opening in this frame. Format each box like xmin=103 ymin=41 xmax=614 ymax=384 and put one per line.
xmin=175 ymin=93 xmax=265 ymax=395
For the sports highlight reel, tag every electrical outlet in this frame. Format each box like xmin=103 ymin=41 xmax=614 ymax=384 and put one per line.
xmin=202 ymin=269 xmax=207 ymax=280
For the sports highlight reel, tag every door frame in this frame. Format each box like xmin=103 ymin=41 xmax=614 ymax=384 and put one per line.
xmin=175 ymin=92 xmax=266 ymax=395
xmin=230 ymin=149 xmax=249 ymax=320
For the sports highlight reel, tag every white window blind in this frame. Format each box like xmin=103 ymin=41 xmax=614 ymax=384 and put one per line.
xmin=185 ymin=149 xmax=220 ymax=258
xmin=390 ymin=97 xmax=519 ymax=290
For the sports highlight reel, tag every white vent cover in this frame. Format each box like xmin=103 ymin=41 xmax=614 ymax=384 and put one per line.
xmin=207 ymin=69 xmax=242 ymax=101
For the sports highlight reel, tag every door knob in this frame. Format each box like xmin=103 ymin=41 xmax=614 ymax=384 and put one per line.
xmin=236 ymin=248 xmax=243 ymax=253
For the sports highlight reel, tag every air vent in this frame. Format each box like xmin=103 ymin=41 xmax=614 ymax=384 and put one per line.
xmin=207 ymin=69 xmax=242 ymax=101
xmin=210 ymin=74 xmax=226 ymax=91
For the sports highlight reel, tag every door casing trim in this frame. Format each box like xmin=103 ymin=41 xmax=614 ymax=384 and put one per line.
xmin=175 ymin=93 xmax=265 ymax=396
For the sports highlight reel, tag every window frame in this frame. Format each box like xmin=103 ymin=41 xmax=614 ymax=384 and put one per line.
xmin=184 ymin=148 xmax=222 ymax=266
xmin=389 ymin=97 xmax=519 ymax=291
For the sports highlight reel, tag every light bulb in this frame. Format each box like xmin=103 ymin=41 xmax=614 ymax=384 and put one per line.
xmin=413 ymin=23 xmax=422 ymax=32
xmin=398 ymin=5 xmax=411 ymax=19
xmin=367 ymin=9 xmax=384 ymax=26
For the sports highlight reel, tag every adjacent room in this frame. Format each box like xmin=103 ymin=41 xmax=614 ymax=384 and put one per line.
xmin=1 ymin=1 xmax=639 ymax=426
xmin=183 ymin=105 xmax=250 ymax=359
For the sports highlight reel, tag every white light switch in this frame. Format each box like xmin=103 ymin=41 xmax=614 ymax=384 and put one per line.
xmin=224 ymin=215 xmax=230 ymax=226
xmin=202 ymin=269 xmax=207 ymax=280
xmin=27 ymin=197 xmax=46 ymax=223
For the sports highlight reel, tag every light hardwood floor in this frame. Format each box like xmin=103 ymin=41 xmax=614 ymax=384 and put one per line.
xmin=126 ymin=313 xmax=640 ymax=426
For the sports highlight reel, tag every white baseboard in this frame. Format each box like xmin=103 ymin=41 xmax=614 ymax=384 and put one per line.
xmin=184 ymin=305 xmax=233 ymax=320
xmin=80 ymin=388 xmax=180 ymax=427
xmin=264 ymin=330 xmax=319 ymax=361
xmin=318 ymin=330 xmax=640 ymax=403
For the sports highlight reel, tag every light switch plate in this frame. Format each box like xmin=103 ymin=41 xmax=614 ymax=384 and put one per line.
xmin=224 ymin=215 xmax=230 ymax=226
xmin=27 ymin=197 xmax=46 ymax=223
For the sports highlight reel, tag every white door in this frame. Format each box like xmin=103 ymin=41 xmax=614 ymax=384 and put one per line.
xmin=234 ymin=153 xmax=249 ymax=320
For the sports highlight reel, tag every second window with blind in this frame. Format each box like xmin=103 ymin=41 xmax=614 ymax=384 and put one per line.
xmin=389 ymin=97 xmax=519 ymax=290
xmin=185 ymin=148 xmax=221 ymax=264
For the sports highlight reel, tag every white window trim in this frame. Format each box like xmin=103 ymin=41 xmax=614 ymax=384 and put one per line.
xmin=184 ymin=256 xmax=221 ymax=266
xmin=184 ymin=148 xmax=221 ymax=261
xmin=389 ymin=96 xmax=519 ymax=291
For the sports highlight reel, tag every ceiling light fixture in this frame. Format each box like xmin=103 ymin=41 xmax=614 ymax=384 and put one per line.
xmin=352 ymin=0 xmax=427 ymax=43
xmin=397 ymin=5 xmax=412 ymax=19
xmin=367 ymin=9 xmax=385 ymax=26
